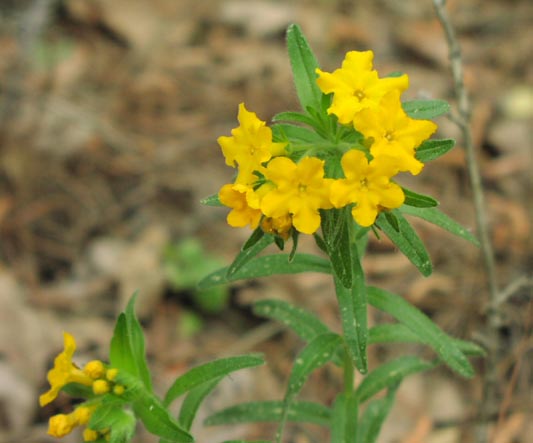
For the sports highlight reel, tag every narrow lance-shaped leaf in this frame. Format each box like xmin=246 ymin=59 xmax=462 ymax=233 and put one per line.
xmin=109 ymin=292 xmax=152 ymax=391
xmin=164 ymin=354 xmax=264 ymax=407
xmin=367 ymin=286 xmax=475 ymax=378
xmin=356 ymin=383 xmax=399 ymax=443
xmin=333 ymin=247 xmax=368 ymax=374
xmin=402 ymin=187 xmax=439 ymax=208
xmin=116 ymin=371 xmax=193 ymax=443
xmin=272 ymin=111 xmax=317 ymax=126
xmin=133 ymin=396 xmax=193 ymax=443
xmin=376 ymin=210 xmax=433 ymax=277
xmin=198 ymin=253 xmax=331 ymax=290
xmin=400 ymin=205 xmax=479 ymax=246
xmin=415 ymin=139 xmax=455 ymax=163
xmin=241 ymin=227 xmax=266 ymax=251
xmin=254 ymin=299 xmax=344 ymax=367
xmin=322 ymin=207 xmax=353 ymax=288
xmin=286 ymin=24 xmax=322 ymax=113
xmin=272 ymin=123 xmax=324 ymax=152
xmin=200 ymin=193 xmax=223 ymax=207
xmin=355 ymin=356 xmax=434 ymax=403
xmin=402 ymin=99 xmax=450 ymax=119
xmin=253 ymin=299 xmax=331 ymax=342
xmin=226 ymin=234 xmax=274 ymax=277
xmin=221 ymin=441 xmax=272 ymax=443
xmin=368 ymin=323 xmax=486 ymax=357
xmin=204 ymin=400 xmax=331 ymax=427
xmin=277 ymin=333 xmax=342 ymax=441
xmin=177 ymin=377 xmax=223 ymax=432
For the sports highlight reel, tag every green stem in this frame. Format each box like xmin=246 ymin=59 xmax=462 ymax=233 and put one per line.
xmin=343 ymin=345 xmax=355 ymax=396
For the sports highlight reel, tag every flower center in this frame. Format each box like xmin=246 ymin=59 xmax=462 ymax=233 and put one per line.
xmin=354 ymin=90 xmax=366 ymax=101
xmin=384 ymin=131 xmax=394 ymax=141
xmin=298 ymin=183 xmax=308 ymax=194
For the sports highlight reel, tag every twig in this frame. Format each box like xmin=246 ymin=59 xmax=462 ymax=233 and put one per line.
xmin=431 ymin=1 xmax=500 ymax=441
xmin=493 ymin=274 xmax=533 ymax=308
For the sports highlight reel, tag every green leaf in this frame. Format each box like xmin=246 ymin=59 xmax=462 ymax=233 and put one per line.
xmin=114 ymin=372 xmax=193 ymax=443
xmin=198 ymin=253 xmax=331 ymax=289
xmin=133 ymin=396 xmax=193 ymax=443
xmin=272 ymin=123 xmax=322 ymax=145
xmin=288 ymin=229 xmax=299 ymax=262
xmin=204 ymin=400 xmax=331 ymax=427
xmin=330 ymin=393 xmax=358 ymax=443
xmin=221 ymin=441 xmax=272 ymax=443
xmin=277 ymin=333 xmax=342 ymax=439
xmin=227 ymin=234 xmax=274 ymax=277
xmin=178 ymin=377 xmax=223 ymax=431
xmin=286 ymin=24 xmax=322 ymax=113
xmin=376 ymin=210 xmax=433 ymax=277
xmin=322 ymin=207 xmax=353 ymax=288
xmin=357 ymin=384 xmax=399 ymax=443
xmin=402 ymin=188 xmax=439 ymax=208
xmin=164 ymin=354 xmax=264 ymax=407
xmin=368 ymin=323 xmax=486 ymax=357
xmin=333 ymin=250 xmax=368 ymax=374
xmin=402 ymin=99 xmax=450 ymax=119
xmin=415 ymin=139 xmax=455 ymax=163
xmin=384 ymin=211 xmax=400 ymax=232
xmin=400 ymin=205 xmax=479 ymax=246
xmin=89 ymin=401 xmax=136 ymax=443
xmin=253 ymin=299 xmax=331 ymax=341
xmin=286 ymin=333 xmax=341 ymax=398
xmin=242 ymin=227 xmax=265 ymax=251
xmin=109 ymin=292 xmax=152 ymax=391
xmin=272 ymin=111 xmax=317 ymax=126
xmin=367 ymin=287 xmax=475 ymax=378
xmin=200 ymin=193 xmax=223 ymax=207
xmin=355 ymin=356 xmax=434 ymax=402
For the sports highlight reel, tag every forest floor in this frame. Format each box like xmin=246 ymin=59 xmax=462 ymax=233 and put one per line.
xmin=0 ymin=0 xmax=531 ymax=442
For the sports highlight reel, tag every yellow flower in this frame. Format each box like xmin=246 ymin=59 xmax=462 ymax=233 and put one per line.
xmin=219 ymin=183 xmax=263 ymax=229
xmin=261 ymin=157 xmax=333 ymax=234
xmin=218 ymin=103 xmax=286 ymax=185
xmin=353 ymin=91 xmax=437 ymax=175
xmin=40 ymin=332 xmax=94 ymax=406
xmin=330 ymin=150 xmax=405 ymax=227
xmin=316 ymin=51 xmax=408 ymax=124
xmin=48 ymin=406 xmax=95 ymax=438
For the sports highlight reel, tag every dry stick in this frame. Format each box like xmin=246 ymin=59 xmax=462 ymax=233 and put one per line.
xmin=431 ymin=1 xmax=500 ymax=441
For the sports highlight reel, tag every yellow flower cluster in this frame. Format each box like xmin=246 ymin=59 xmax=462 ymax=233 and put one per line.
xmin=40 ymin=332 xmax=124 ymax=441
xmin=218 ymin=51 xmax=437 ymax=232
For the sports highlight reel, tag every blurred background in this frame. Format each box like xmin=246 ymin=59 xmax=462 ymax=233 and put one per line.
xmin=0 ymin=0 xmax=531 ymax=442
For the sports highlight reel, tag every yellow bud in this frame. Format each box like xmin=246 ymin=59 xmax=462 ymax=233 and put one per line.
xmin=106 ymin=368 xmax=119 ymax=381
xmin=84 ymin=360 xmax=106 ymax=379
xmin=83 ymin=428 xmax=99 ymax=442
xmin=113 ymin=384 xmax=125 ymax=395
xmin=74 ymin=406 xmax=93 ymax=425
xmin=48 ymin=414 xmax=74 ymax=437
xmin=92 ymin=379 xmax=110 ymax=395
